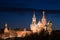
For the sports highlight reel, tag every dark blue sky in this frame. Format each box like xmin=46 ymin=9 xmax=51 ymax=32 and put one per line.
xmin=0 ymin=0 xmax=60 ymax=10
xmin=0 ymin=0 xmax=60 ymax=30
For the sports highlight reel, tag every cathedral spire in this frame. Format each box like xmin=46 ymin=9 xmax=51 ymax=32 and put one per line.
xmin=4 ymin=23 xmax=9 ymax=33
xmin=33 ymin=11 xmax=35 ymax=18
xmin=32 ymin=11 xmax=36 ymax=24
xmin=5 ymin=23 xmax=8 ymax=28
xmin=41 ymin=10 xmax=46 ymax=26
xmin=42 ymin=11 xmax=45 ymax=18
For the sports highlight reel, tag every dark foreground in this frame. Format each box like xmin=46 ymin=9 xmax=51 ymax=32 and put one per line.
xmin=0 ymin=30 xmax=60 ymax=40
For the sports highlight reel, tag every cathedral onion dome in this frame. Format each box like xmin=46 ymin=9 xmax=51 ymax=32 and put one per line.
xmin=37 ymin=20 xmax=42 ymax=26
xmin=47 ymin=20 xmax=52 ymax=26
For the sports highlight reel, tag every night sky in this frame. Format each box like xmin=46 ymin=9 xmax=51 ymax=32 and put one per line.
xmin=0 ymin=0 xmax=60 ymax=30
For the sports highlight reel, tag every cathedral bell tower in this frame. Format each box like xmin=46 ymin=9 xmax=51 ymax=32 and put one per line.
xmin=30 ymin=11 xmax=37 ymax=33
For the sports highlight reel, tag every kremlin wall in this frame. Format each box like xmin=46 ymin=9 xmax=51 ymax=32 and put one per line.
xmin=0 ymin=11 xmax=52 ymax=39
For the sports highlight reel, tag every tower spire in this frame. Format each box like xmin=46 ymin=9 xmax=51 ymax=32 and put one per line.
xmin=33 ymin=11 xmax=35 ymax=18
xmin=5 ymin=23 xmax=7 ymax=28
xmin=32 ymin=11 xmax=36 ymax=24
xmin=42 ymin=11 xmax=45 ymax=18
xmin=4 ymin=23 xmax=9 ymax=33
xmin=41 ymin=10 xmax=46 ymax=26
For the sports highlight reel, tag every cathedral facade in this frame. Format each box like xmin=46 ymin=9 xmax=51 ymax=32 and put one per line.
xmin=30 ymin=11 xmax=52 ymax=34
